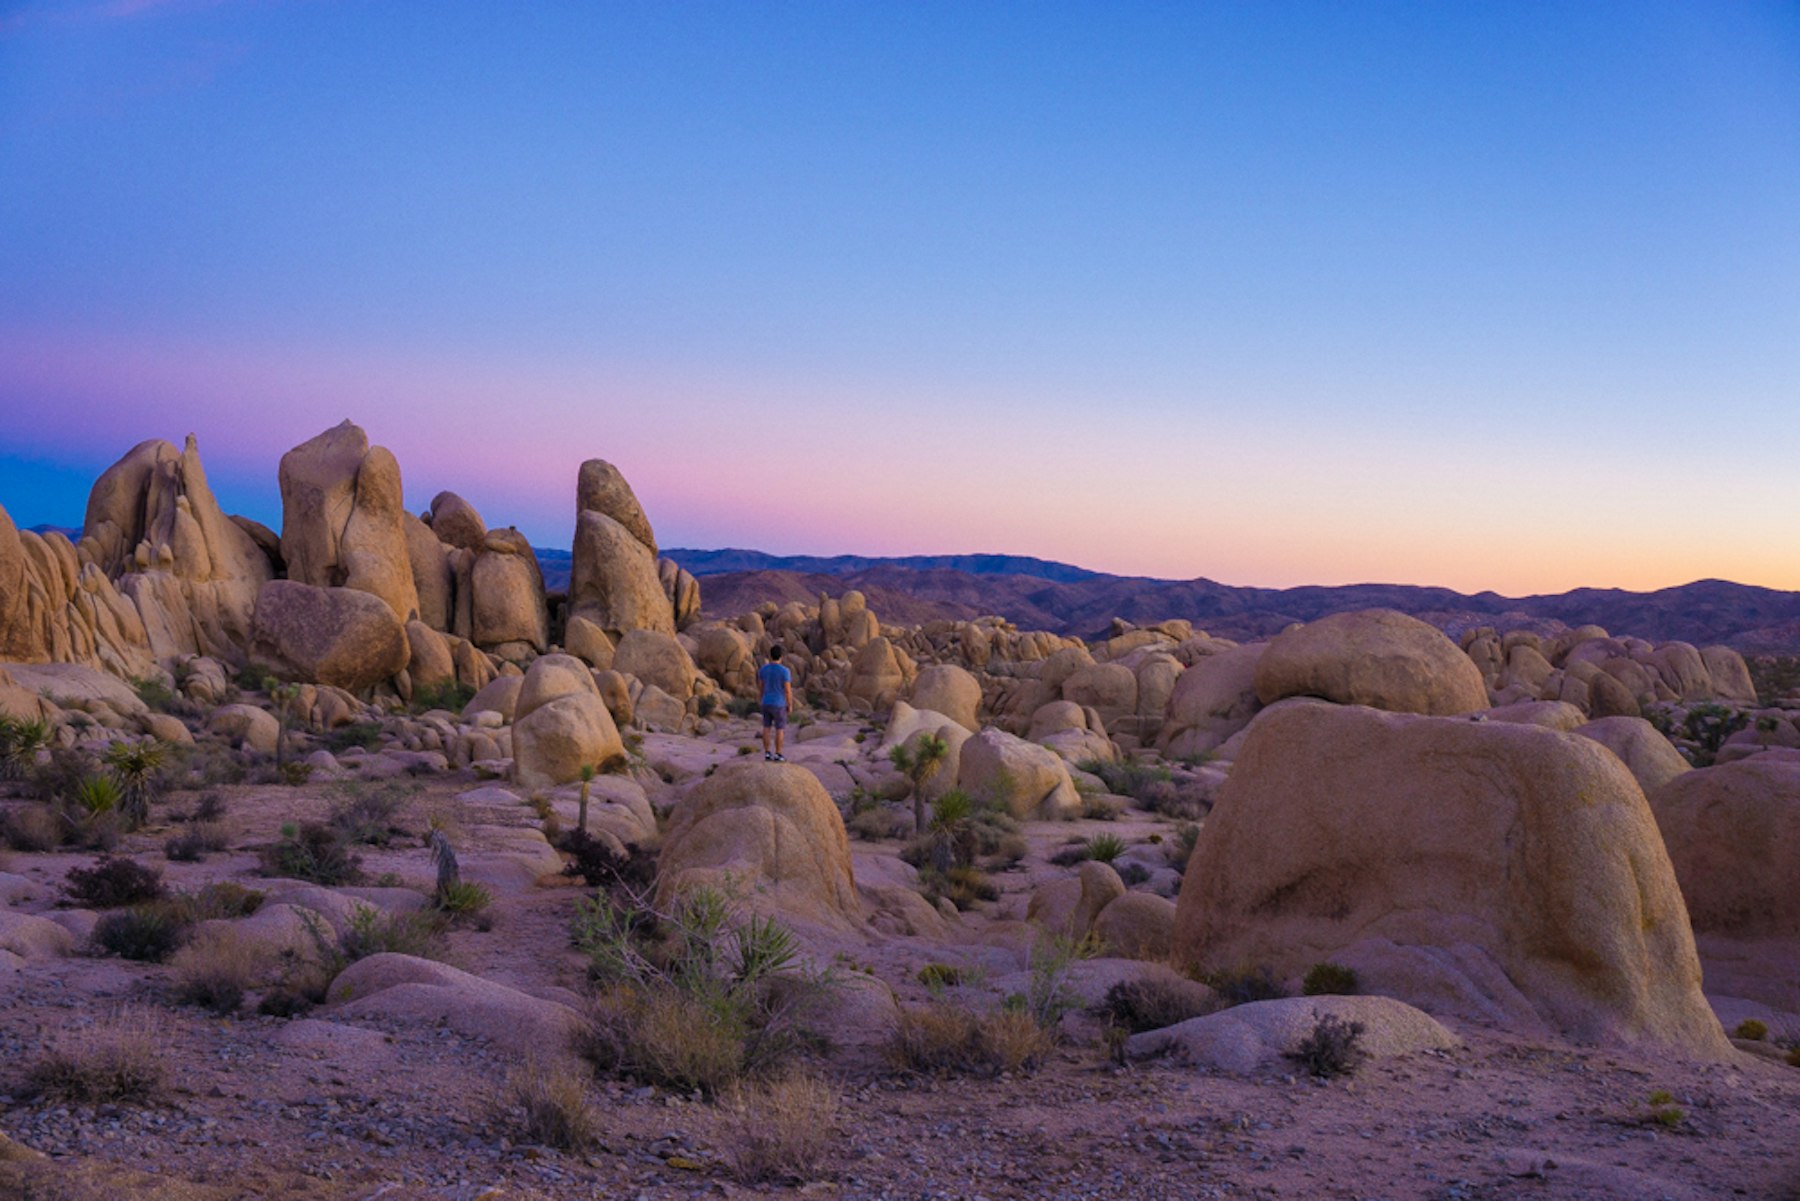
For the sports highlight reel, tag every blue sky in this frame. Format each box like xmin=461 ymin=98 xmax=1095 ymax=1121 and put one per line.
xmin=2 ymin=0 xmax=1797 ymax=592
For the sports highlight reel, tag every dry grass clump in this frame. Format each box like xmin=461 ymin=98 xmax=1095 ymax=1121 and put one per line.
xmin=1100 ymin=977 xmax=1211 ymax=1034
xmin=720 ymin=1071 xmax=839 ymax=1184
xmin=886 ymin=1001 xmax=1053 ymax=1077
xmin=24 ymin=1009 xmax=169 ymax=1104
xmin=170 ymin=927 xmax=272 ymax=1014
xmin=500 ymin=1058 xmax=600 ymax=1151
xmin=1287 ymin=1013 xmax=1366 ymax=1078
xmin=582 ymin=983 xmax=751 ymax=1097
xmin=1 ymin=804 xmax=62 ymax=852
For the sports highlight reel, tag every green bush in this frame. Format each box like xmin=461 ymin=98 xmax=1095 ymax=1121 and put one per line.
xmin=1733 ymin=1018 xmax=1768 ymax=1041
xmin=261 ymin=822 xmax=362 ymax=885
xmin=1302 ymin=962 xmax=1360 ymax=997
xmin=1203 ymin=964 xmax=1286 ymax=1007
xmin=572 ymin=888 xmax=836 ymax=1095
xmin=91 ymin=905 xmax=188 ymax=962
xmin=326 ymin=721 xmax=385 ymax=753
xmin=66 ymin=855 xmax=165 ymax=907
xmin=411 ymin=680 xmax=476 ymax=714
xmin=0 ymin=716 xmax=52 ymax=780
xmin=1287 ymin=1013 xmax=1366 ymax=1078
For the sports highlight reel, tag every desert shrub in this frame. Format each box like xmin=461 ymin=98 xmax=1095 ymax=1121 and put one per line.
xmin=182 ymin=881 xmax=266 ymax=920
xmin=1076 ymin=758 xmax=1173 ymax=804
xmin=726 ymin=696 xmax=760 ymax=719
xmin=915 ymin=963 xmax=963 ymax=989
xmin=1048 ymin=840 xmax=1091 ymax=868
xmin=435 ymin=879 xmax=493 ymax=919
xmin=2 ymin=803 xmax=63 ymax=852
xmin=900 ymin=790 xmax=1018 ymax=875
xmin=170 ymin=927 xmax=269 ymax=1013
xmin=410 ymin=680 xmax=475 ymax=715
xmin=846 ymin=805 xmax=910 ymax=841
xmin=1080 ymin=793 xmax=1122 ymax=821
xmin=1733 ymin=1019 xmax=1768 ymax=1041
xmin=129 ymin=675 xmax=197 ymax=717
xmin=326 ymin=781 xmax=412 ymax=846
xmin=193 ymin=790 xmax=228 ymax=822
xmin=261 ymin=822 xmax=362 ymax=885
xmin=918 ymin=865 xmax=998 ymax=911
xmin=1302 ymin=962 xmax=1360 ymax=997
xmin=29 ymin=746 xmax=96 ymax=804
xmin=1287 ymin=1013 xmax=1366 ymax=1078
xmin=1167 ymin=821 xmax=1201 ymax=867
xmin=989 ymin=832 xmax=1030 ymax=869
xmin=185 ymin=744 xmax=248 ymax=788
xmin=694 ymin=692 xmax=719 ymax=718
xmin=327 ymin=721 xmax=384 ymax=753
xmin=91 ymin=905 xmax=188 ymax=962
xmin=1117 ymin=862 xmax=1151 ymax=887
xmin=71 ymin=772 xmax=122 ymax=818
xmin=1017 ymin=935 xmax=1089 ymax=1029
xmin=720 ymin=1071 xmax=839 ymax=1185
xmin=24 ymin=1010 xmax=168 ymax=1104
xmin=1787 ymin=1045 xmax=1800 ymax=1068
xmin=1644 ymin=1091 xmax=1686 ymax=1127
xmin=1137 ymin=778 xmax=1210 ymax=820
xmin=1203 ymin=964 xmax=1286 ymax=1007
xmin=558 ymin=828 xmax=657 ymax=895
xmin=66 ymin=855 xmax=165 ymax=907
xmin=1100 ymin=977 xmax=1210 ymax=1034
xmin=572 ymin=888 xmax=835 ymax=1094
xmin=886 ymin=1002 xmax=1054 ymax=1077
xmin=337 ymin=904 xmax=448 ymax=963
xmin=500 ymin=1057 xmax=600 ymax=1150
xmin=164 ymin=821 xmax=231 ymax=863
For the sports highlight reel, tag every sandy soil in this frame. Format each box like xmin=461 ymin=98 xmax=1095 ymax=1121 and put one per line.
xmin=2 ymin=721 xmax=1798 ymax=1201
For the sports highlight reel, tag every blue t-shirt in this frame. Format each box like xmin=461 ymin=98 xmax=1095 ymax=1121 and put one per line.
xmin=758 ymin=662 xmax=792 ymax=707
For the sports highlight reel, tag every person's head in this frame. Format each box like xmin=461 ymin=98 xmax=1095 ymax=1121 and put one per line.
xmin=769 ymin=644 xmax=784 ymax=662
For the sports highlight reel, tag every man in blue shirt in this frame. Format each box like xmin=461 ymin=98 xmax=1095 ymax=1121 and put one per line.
xmin=758 ymin=644 xmax=795 ymax=762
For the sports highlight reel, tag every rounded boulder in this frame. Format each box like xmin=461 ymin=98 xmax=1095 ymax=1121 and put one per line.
xmin=1253 ymin=609 xmax=1487 ymax=716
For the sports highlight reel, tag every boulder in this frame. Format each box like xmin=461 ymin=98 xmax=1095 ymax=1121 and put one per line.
xmin=403 ymin=513 xmax=452 ymax=631
xmin=328 ymin=953 xmax=584 ymax=1054
xmin=612 ymin=629 xmax=697 ymax=701
xmin=908 ymin=664 xmax=982 ymax=733
xmin=511 ymin=654 xmax=626 ymax=792
xmin=1174 ymin=703 xmax=1728 ymax=1054
xmin=657 ymin=761 xmax=861 ymax=927
xmin=1700 ymin=646 xmax=1758 ymax=704
xmin=462 ymin=675 xmax=523 ymax=723
xmin=1253 ymin=609 xmax=1487 ymax=716
xmin=1062 ymin=663 xmax=1137 ymax=727
xmin=845 ymin=636 xmax=913 ymax=713
xmin=207 ymin=703 xmax=280 ymax=754
xmin=404 ymin=621 xmax=455 ymax=689
xmin=470 ymin=529 xmax=548 ymax=653
xmin=427 ymin=491 xmax=487 ymax=552
xmin=1157 ymin=643 xmax=1266 ymax=758
xmin=569 ymin=510 xmax=673 ymax=638
xmin=659 ymin=557 xmax=702 ymax=631
xmin=249 ymin=580 xmax=409 ymax=691
xmin=1575 ymin=716 xmax=1691 ymax=796
xmin=1127 ymin=995 xmax=1459 ymax=1075
xmin=278 ymin=421 xmax=419 ymax=621
xmin=563 ymin=615 xmax=615 ymax=671
xmin=1648 ymin=758 xmax=1800 ymax=939
xmin=956 ymin=727 xmax=1081 ymax=820
xmin=1093 ymin=892 xmax=1177 ymax=960
xmin=693 ymin=623 xmax=754 ymax=695
xmin=575 ymin=459 xmax=658 ymax=554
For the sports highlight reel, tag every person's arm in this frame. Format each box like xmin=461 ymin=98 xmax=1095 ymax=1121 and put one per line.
xmin=785 ymin=672 xmax=795 ymax=711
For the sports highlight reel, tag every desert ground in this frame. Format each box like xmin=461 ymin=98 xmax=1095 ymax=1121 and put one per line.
xmin=1 ymin=424 xmax=1797 ymax=1200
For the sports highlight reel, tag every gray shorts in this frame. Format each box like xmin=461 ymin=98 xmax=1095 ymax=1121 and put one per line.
xmin=760 ymin=704 xmax=788 ymax=730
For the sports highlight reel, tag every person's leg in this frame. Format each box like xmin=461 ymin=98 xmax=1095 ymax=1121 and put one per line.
xmin=761 ymin=708 xmax=774 ymax=758
xmin=772 ymin=706 xmax=787 ymax=759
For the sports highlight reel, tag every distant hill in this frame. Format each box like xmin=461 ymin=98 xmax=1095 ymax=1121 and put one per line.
xmin=646 ymin=549 xmax=1800 ymax=652
xmin=662 ymin=548 xmax=1101 ymax=583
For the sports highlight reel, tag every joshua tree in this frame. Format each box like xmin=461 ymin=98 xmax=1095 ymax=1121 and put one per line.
xmin=889 ymin=733 xmax=948 ymax=835
xmin=102 ymin=739 xmax=169 ymax=831
xmin=577 ymin=763 xmax=596 ymax=835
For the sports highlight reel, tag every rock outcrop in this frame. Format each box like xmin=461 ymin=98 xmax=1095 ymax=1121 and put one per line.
xmin=657 ymin=761 xmax=861 ymax=927
xmin=569 ymin=459 xmax=674 ymax=638
xmin=278 ymin=421 xmax=420 ymax=622
xmin=1174 ymin=703 xmax=1727 ymax=1054
xmin=511 ymin=653 xmax=627 ymax=792
xmin=1254 ymin=609 xmax=1488 ymax=716
xmin=249 ymin=580 xmax=410 ymax=692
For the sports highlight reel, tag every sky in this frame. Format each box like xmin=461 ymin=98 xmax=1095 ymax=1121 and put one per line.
xmin=1 ymin=0 xmax=1797 ymax=596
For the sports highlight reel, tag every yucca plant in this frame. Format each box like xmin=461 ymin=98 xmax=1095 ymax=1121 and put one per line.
xmin=1083 ymin=833 xmax=1128 ymax=864
xmin=0 ymin=716 xmax=52 ymax=780
xmin=74 ymin=773 xmax=122 ymax=817
xmin=103 ymin=740 xmax=169 ymax=831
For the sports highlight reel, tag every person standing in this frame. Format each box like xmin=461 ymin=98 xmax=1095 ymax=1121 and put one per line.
xmin=758 ymin=644 xmax=795 ymax=761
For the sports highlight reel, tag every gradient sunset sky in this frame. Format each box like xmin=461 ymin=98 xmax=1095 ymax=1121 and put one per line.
xmin=2 ymin=1 xmax=1797 ymax=595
